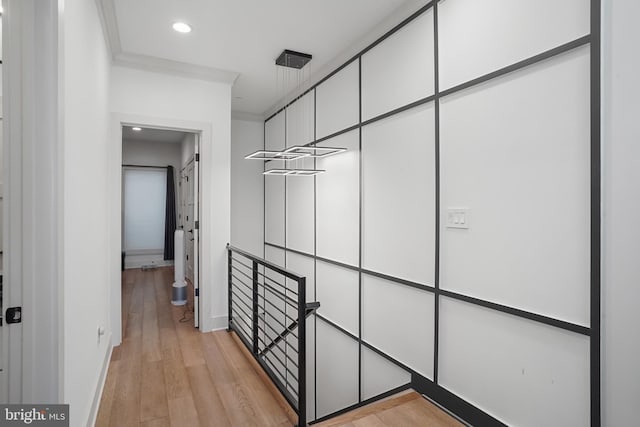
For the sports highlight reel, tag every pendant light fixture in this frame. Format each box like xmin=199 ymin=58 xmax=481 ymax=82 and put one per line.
xmin=244 ymin=49 xmax=347 ymax=177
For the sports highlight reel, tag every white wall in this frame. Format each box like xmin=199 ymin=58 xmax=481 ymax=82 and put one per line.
xmin=123 ymin=138 xmax=182 ymax=171
xmin=263 ymin=1 xmax=594 ymax=424
xmin=230 ymin=119 xmax=264 ymax=256
xmin=62 ymin=0 xmax=112 ymax=425
xmin=109 ymin=66 xmax=232 ymax=334
xmin=602 ymin=1 xmax=640 ymax=425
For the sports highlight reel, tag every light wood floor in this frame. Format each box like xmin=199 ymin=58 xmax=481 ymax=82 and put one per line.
xmin=314 ymin=391 xmax=464 ymax=427
xmin=96 ymin=267 xmax=464 ymax=427
xmin=95 ymin=267 xmax=295 ymax=427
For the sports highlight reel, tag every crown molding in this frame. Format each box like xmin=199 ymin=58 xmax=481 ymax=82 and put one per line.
xmin=113 ymin=52 xmax=239 ymax=85
xmin=95 ymin=0 xmax=239 ymax=85
xmin=231 ymin=110 xmax=265 ymax=122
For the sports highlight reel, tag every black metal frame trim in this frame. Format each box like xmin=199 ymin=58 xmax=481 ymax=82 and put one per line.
xmin=262 ymin=0 xmax=601 ymax=425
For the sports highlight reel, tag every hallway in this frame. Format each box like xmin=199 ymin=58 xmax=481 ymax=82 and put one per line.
xmin=96 ymin=267 xmax=295 ymax=427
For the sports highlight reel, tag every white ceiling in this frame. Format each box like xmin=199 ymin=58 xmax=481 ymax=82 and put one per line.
xmin=122 ymin=126 xmax=188 ymax=143
xmin=102 ymin=0 xmax=421 ymax=117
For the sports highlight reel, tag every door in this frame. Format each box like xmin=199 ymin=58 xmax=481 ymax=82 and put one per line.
xmin=181 ymin=135 xmax=200 ymax=328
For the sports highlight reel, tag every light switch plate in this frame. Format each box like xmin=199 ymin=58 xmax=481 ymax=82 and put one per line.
xmin=446 ymin=207 xmax=470 ymax=229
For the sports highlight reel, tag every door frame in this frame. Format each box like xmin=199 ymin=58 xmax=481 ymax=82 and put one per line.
xmin=109 ymin=114 xmax=210 ymax=345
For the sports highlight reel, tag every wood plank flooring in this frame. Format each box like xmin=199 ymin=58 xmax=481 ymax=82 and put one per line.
xmin=314 ymin=391 xmax=465 ymax=427
xmin=96 ymin=267 xmax=464 ymax=427
xmin=96 ymin=267 xmax=295 ymax=427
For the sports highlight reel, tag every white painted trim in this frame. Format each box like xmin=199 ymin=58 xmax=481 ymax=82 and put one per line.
xmin=109 ymin=113 xmax=216 ymax=344
xmin=94 ymin=0 xmax=122 ymax=59
xmin=231 ymin=110 xmax=265 ymax=122
xmin=210 ymin=315 xmax=229 ymax=331
xmin=95 ymin=0 xmax=239 ymax=85
xmin=3 ymin=0 xmax=61 ymax=403
xmin=114 ymin=52 xmax=239 ymax=85
xmin=85 ymin=335 xmax=113 ymax=427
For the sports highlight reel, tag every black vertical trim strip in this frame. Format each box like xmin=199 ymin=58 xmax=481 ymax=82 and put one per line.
xmin=590 ymin=0 xmax=602 ymax=426
xmin=432 ymin=1 xmax=441 ymax=385
xmin=357 ymin=56 xmax=364 ymax=404
xmin=313 ymin=87 xmax=318 ymax=421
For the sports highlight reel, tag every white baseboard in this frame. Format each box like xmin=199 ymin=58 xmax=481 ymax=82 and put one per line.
xmin=86 ymin=333 xmax=113 ymax=427
xmin=203 ymin=315 xmax=228 ymax=332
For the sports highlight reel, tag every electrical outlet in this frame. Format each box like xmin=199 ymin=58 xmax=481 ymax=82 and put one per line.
xmin=446 ymin=208 xmax=470 ymax=229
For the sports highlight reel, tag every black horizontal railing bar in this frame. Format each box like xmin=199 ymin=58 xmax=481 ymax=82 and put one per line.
xmin=258 ymin=297 xmax=299 ymax=330
xmin=259 ymin=317 xmax=300 ymax=353
xmin=267 ymin=242 xmax=589 ymax=336
xmin=309 ymin=382 xmax=413 ymax=425
xmin=228 ymin=244 xmax=304 ymax=280
xmin=264 ymin=0 xmax=435 ymax=123
xmin=261 ymin=349 xmax=300 ymax=389
xmin=230 ymin=255 xmax=255 ymax=273
xmin=262 ymin=280 xmax=299 ymax=308
xmin=229 ymin=289 xmax=254 ymax=318
xmin=439 ymin=290 xmax=591 ymax=336
xmin=256 ymin=332 xmax=299 ymax=370
xmin=439 ymin=35 xmax=591 ymax=99
xmin=258 ymin=332 xmax=300 ymax=377
xmin=230 ymin=278 xmax=254 ymax=302
xmin=230 ymin=325 xmax=300 ymax=410
xmin=230 ymin=266 xmax=257 ymax=288
xmin=257 ymin=319 xmax=299 ymax=354
xmin=259 ymin=296 xmax=299 ymax=328
xmin=230 ymin=313 xmax=253 ymax=340
xmin=260 ymin=272 xmax=299 ymax=297
xmin=229 ymin=297 xmax=254 ymax=328
xmin=260 ymin=306 xmax=319 ymax=358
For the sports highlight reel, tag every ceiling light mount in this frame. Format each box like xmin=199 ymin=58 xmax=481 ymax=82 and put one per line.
xmin=275 ymin=50 xmax=312 ymax=69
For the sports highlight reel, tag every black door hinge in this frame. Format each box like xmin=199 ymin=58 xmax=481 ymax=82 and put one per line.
xmin=6 ymin=307 xmax=22 ymax=324
xmin=195 ymin=288 xmax=199 ymax=297
xmin=195 ymin=221 xmax=199 ymax=230
xmin=195 ymin=153 xmax=200 ymax=162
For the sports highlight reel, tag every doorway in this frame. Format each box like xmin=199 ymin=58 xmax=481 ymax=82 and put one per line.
xmin=121 ymin=125 xmax=200 ymax=328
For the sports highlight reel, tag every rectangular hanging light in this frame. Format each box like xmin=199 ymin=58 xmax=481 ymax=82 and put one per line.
xmin=245 ymin=150 xmax=309 ymax=161
xmin=263 ymin=168 xmax=325 ymax=176
xmin=283 ymin=145 xmax=347 ymax=158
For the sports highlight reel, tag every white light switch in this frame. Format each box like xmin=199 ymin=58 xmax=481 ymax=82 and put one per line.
xmin=446 ymin=208 xmax=470 ymax=229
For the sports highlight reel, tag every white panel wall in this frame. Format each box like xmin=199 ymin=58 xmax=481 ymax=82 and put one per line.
xmin=440 ymin=47 xmax=590 ymax=325
xmin=602 ymin=1 xmax=640 ymax=426
xmin=439 ymin=297 xmax=590 ymax=427
xmin=316 ymin=319 xmax=359 ymax=418
xmin=362 ymin=274 xmax=434 ymax=379
xmin=286 ymin=91 xmax=314 ymax=148
xmin=362 ymin=10 xmax=434 ymax=120
xmin=316 ymin=62 xmax=359 ymax=139
xmin=316 ymin=261 xmax=359 ymax=336
xmin=362 ymin=103 xmax=435 ymax=285
xmin=361 ymin=347 xmax=411 ymax=400
xmin=265 ymin=176 xmax=285 ymax=246
xmin=316 ymin=130 xmax=359 ymax=266
xmin=265 ymin=111 xmax=286 ymax=172
xmin=438 ymin=0 xmax=590 ymax=90
xmin=286 ymin=252 xmax=316 ymax=302
xmin=231 ymin=119 xmax=264 ymax=256
xmin=286 ymin=175 xmax=314 ymax=254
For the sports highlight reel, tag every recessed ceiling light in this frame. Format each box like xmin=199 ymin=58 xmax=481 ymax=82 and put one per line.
xmin=172 ymin=22 xmax=192 ymax=33
xmin=132 ymin=127 xmax=142 ymax=132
